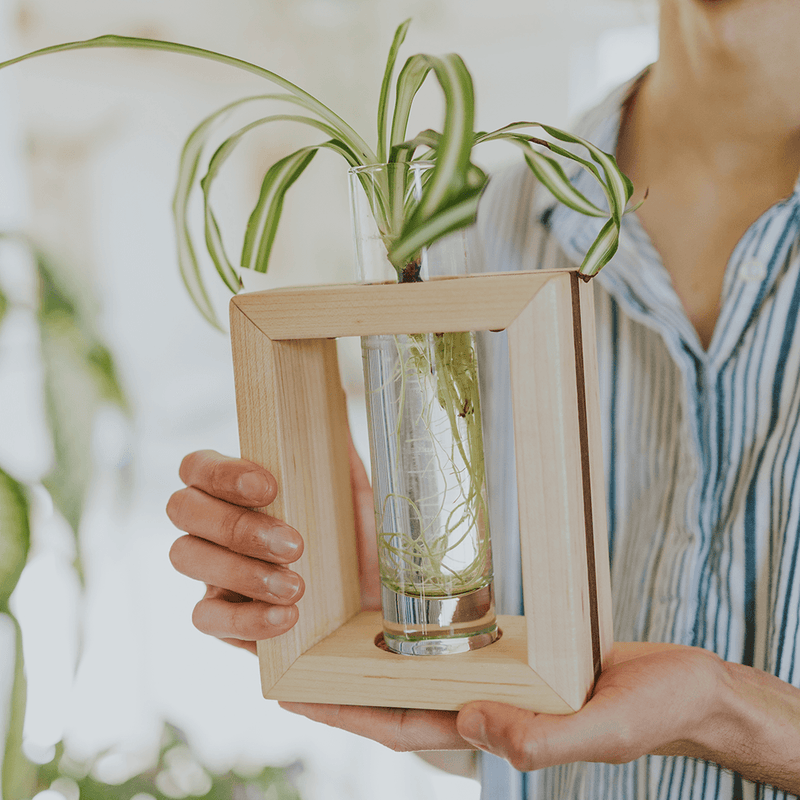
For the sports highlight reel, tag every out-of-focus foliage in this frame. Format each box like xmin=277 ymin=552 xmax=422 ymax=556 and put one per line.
xmin=0 ymin=237 xmax=304 ymax=800
xmin=34 ymin=723 xmax=303 ymax=800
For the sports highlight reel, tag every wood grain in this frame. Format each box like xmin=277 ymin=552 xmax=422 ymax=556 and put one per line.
xmin=230 ymin=304 xmax=361 ymax=695
xmin=229 ymin=270 xmax=613 ymax=712
xmin=507 ymin=274 xmax=596 ymax=711
xmin=267 ymin=612 xmax=575 ymax=713
xmin=232 ymin=271 xmax=561 ymax=340
xmin=577 ymin=278 xmax=615 ymax=668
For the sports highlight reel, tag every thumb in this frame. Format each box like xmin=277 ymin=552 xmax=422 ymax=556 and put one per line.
xmin=456 ymin=701 xmax=611 ymax=772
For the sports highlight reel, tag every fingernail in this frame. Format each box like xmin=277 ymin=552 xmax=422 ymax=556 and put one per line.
xmin=459 ymin=710 xmax=488 ymax=747
xmin=267 ymin=605 xmax=295 ymax=626
xmin=266 ymin=570 xmax=302 ymax=600
xmin=267 ymin=530 xmax=301 ymax=560
xmin=238 ymin=471 xmax=269 ymax=504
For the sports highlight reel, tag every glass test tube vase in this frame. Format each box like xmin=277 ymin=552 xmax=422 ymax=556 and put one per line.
xmin=350 ymin=163 xmax=499 ymax=655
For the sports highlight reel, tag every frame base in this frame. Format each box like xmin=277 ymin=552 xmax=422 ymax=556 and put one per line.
xmin=261 ymin=612 xmax=580 ymax=714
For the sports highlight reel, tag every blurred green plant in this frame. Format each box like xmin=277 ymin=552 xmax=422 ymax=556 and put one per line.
xmin=34 ymin=724 xmax=302 ymax=800
xmin=0 ymin=237 xmax=302 ymax=800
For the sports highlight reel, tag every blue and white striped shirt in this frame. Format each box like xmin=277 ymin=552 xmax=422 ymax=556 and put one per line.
xmin=475 ymin=76 xmax=800 ymax=799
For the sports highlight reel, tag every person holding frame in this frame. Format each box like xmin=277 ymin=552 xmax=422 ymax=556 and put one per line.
xmin=167 ymin=0 xmax=800 ymax=796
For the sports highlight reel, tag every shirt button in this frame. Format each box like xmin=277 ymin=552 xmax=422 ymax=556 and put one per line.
xmin=740 ymin=258 xmax=766 ymax=282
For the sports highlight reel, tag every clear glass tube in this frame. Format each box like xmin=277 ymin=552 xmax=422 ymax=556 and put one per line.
xmin=349 ymin=163 xmax=499 ymax=656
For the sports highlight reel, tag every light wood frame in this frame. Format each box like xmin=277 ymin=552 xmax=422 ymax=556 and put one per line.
xmin=230 ymin=269 xmax=613 ymax=714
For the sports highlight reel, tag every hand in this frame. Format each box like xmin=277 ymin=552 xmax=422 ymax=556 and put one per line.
xmin=281 ymin=642 xmax=728 ymax=760
xmin=455 ymin=642 xmax=729 ymax=769
xmin=166 ymin=437 xmax=380 ymax=654
xmin=166 ymin=449 xmax=306 ymax=654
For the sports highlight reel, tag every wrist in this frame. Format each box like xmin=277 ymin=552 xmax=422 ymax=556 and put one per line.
xmin=653 ymin=649 xmax=738 ymax=762
xmin=686 ymin=658 xmax=800 ymax=791
xmin=680 ymin=654 xmax=744 ymax=760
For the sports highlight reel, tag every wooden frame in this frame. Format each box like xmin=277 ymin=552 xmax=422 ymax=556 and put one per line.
xmin=230 ymin=269 xmax=613 ymax=714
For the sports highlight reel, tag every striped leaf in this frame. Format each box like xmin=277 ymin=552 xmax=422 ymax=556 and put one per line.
xmin=200 ymin=113 xmax=352 ymax=290
xmin=241 ymin=148 xmax=318 ymax=274
xmin=0 ymin=36 xmax=376 ymax=164
xmin=523 ymin=148 xmax=606 ymax=218
xmin=478 ymin=123 xmax=605 ymax=185
xmin=0 ymin=21 xmax=636 ymax=323
xmin=378 ymin=19 xmax=411 ymax=163
xmin=577 ymin=217 xmax=620 ymax=277
xmin=540 ymin=123 xmax=634 ymax=223
xmin=389 ymin=54 xmax=432 ymax=152
xmin=403 ymin=54 xmax=475 ymax=230
xmin=172 ymin=94 xmax=321 ymax=328
xmin=477 ymin=121 xmax=634 ymax=275
xmin=389 ymin=186 xmax=483 ymax=268
xmin=241 ymin=138 xmax=361 ymax=275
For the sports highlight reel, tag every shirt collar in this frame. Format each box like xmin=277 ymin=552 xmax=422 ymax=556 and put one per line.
xmin=538 ymin=69 xmax=800 ymax=364
xmin=539 ymin=69 xmax=710 ymax=357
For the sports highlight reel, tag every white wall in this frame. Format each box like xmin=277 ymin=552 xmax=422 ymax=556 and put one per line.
xmin=2 ymin=1 xmax=658 ymax=798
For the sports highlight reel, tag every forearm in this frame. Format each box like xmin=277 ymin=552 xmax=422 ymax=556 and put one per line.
xmin=679 ymin=660 xmax=800 ymax=793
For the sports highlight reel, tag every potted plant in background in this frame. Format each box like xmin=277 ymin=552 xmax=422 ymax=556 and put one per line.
xmin=0 ymin=15 xmax=634 ymax=702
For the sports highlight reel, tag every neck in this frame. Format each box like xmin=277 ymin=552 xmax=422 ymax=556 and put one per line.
xmin=614 ymin=0 xmax=800 ymax=350
xmin=626 ymin=0 xmax=800 ymax=182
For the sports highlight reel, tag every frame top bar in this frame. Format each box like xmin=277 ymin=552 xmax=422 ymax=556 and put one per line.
xmin=231 ymin=270 xmax=567 ymax=339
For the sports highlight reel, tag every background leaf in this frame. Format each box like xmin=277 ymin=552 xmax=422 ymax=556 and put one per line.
xmin=0 ymin=468 xmax=35 ymax=800
xmin=2 ymin=616 xmax=36 ymax=800
xmin=36 ymin=250 xmax=129 ymax=581
xmin=0 ymin=468 xmax=30 ymax=612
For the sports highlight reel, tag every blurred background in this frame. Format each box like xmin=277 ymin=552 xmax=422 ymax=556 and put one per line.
xmin=0 ymin=1 xmax=657 ymax=798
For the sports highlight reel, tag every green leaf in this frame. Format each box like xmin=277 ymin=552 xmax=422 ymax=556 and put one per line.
xmin=405 ymin=54 xmax=475 ymax=228
xmin=0 ymin=35 xmax=376 ymax=164
xmin=522 ymin=148 xmax=606 ymax=218
xmin=202 ymin=113 xmax=357 ymax=287
xmin=389 ymin=54 xmax=432 ymax=150
xmin=2 ymin=615 xmax=36 ymax=800
xmin=475 ymin=121 xmax=634 ymax=276
xmin=172 ymin=94 xmax=327 ymax=327
xmin=389 ymin=186 xmax=483 ymax=268
xmin=540 ymin=123 xmax=634 ymax=221
xmin=241 ymin=148 xmax=319 ymax=274
xmin=0 ymin=469 xmax=30 ymax=611
xmin=241 ymin=136 xmax=362 ymax=277
xmin=576 ymin=216 xmax=620 ymax=276
xmin=378 ymin=20 xmax=411 ymax=163
xmin=0 ymin=286 xmax=7 ymax=329
xmin=36 ymin=253 xmax=128 ymax=577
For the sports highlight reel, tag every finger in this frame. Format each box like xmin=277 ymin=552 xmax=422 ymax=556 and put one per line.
xmin=170 ymin=535 xmax=304 ymax=605
xmin=348 ymin=434 xmax=380 ymax=612
xmin=166 ymin=486 xmax=303 ymax=562
xmin=280 ymin=702 xmax=470 ymax=752
xmin=457 ymin=699 xmax=637 ymax=772
xmin=192 ymin=590 xmax=299 ymax=642
xmin=179 ymin=449 xmax=278 ymax=508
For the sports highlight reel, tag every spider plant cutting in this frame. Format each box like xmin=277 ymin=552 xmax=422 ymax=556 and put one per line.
xmin=0 ymin=20 xmax=635 ymax=656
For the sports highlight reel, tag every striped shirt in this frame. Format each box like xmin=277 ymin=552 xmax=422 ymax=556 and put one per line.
xmin=473 ymin=75 xmax=800 ymax=799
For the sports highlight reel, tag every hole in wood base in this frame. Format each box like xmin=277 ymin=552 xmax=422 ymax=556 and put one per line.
xmin=373 ymin=627 xmax=503 ymax=656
